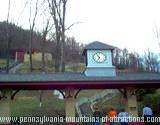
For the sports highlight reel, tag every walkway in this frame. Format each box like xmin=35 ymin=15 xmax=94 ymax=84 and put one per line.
xmin=9 ymin=63 xmax=23 ymax=73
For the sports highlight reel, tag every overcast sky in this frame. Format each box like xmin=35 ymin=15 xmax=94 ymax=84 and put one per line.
xmin=0 ymin=0 xmax=160 ymax=54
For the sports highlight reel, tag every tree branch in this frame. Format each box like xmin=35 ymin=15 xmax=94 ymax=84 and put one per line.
xmin=65 ymin=22 xmax=83 ymax=31
xmin=7 ymin=0 xmax=11 ymax=23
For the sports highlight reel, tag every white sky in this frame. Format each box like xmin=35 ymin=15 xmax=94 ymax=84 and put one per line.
xmin=0 ymin=0 xmax=160 ymax=54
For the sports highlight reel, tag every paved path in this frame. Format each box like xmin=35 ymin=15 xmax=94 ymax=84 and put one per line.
xmin=9 ymin=63 xmax=23 ymax=73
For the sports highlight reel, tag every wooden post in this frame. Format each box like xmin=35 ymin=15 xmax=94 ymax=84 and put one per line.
xmin=0 ymin=89 xmax=12 ymax=125
xmin=64 ymin=88 xmax=81 ymax=125
xmin=65 ymin=97 xmax=76 ymax=117
xmin=65 ymin=88 xmax=76 ymax=118
xmin=126 ymin=88 xmax=138 ymax=116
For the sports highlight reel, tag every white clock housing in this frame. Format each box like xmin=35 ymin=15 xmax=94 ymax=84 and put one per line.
xmin=93 ymin=52 xmax=106 ymax=63
xmin=83 ymin=41 xmax=116 ymax=77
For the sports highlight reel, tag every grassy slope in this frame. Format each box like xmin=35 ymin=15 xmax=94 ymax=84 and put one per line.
xmin=11 ymin=91 xmax=65 ymax=117
xmin=16 ymin=61 xmax=85 ymax=73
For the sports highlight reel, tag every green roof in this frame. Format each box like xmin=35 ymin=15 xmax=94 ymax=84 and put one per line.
xmin=84 ymin=41 xmax=115 ymax=50
xmin=0 ymin=72 xmax=160 ymax=82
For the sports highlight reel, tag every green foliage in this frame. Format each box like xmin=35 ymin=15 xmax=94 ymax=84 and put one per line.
xmin=139 ymin=89 xmax=160 ymax=116
xmin=136 ymin=89 xmax=157 ymax=101
xmin=0 ymin=59 xmax=7 ymax=67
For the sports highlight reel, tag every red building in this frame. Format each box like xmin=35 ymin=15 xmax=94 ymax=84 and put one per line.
xmin=15 ymin=49 xmax=25 ymax=62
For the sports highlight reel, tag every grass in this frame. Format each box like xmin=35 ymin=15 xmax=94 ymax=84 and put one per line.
xmin=0 ymin=59 xmax=6 ymax=67
xmin=11 ymin=91 xmax=65 ymax=117
xmin=16 ymin=61 xmax=55 ymax=73
xmin=16 ymin=60 xmax=85 ymax=73
xmin=0 ymin=58 xmax=15 ymax=67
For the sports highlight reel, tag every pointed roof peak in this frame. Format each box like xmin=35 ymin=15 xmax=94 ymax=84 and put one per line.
xmin=85 ymin=41 xmax=115 ymax=50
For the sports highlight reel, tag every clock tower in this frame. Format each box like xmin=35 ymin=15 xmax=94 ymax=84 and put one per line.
xmin=83 ymin=41 xmax=116 ymax=77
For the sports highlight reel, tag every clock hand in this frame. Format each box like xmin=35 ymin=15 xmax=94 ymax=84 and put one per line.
xmin=97 ymin=55 xmax=100 ymax=60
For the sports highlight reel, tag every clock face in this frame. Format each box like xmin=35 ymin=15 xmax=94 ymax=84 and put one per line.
xmin=93 ymin=52 xmax=106 ymax=63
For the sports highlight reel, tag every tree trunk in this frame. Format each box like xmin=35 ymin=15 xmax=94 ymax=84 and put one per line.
xmin=6 ymin=0 xmax=11 ymax=73
xmin=60 ymin=0 xmax=66 ymax=72
xmin=42 ymin=49 xmax=45 ymax=72
xmin=29 ymin=30 xmax=33 ymax=72
xmin=55 ymin=41 xmax=61 ymax=72
xmin=41 ymin=37 xmax=45 ymax=72
xmin=61 ymin=33 xmax=65 ymax=72
xmin=6 ymin=36 xmax=10 ymax=73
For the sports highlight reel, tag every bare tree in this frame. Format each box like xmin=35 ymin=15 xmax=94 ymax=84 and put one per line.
xmin=28 ymin=0 xmax=39 ymax=72
xmin=47 ymin=0 xmax=68 ymax=72
xmin=144 ymin=49 xmax=159 ymax=72
xmin=41 ymin=17 xmax=52 ymax=72
xmin=60 ymin=0 xmax=67 ymax=72
xmin=16 ymin=0 xmax=29 ymax=26
xmin=113 ymin=48 xmax=121 ymax=66
xmin=122 ymin=48 xmax=129 ymax=67
xmin=5 ymin=0 xmax=11 ymax=73
xmin=153 ymin=24 xmax=160 ymax=49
